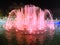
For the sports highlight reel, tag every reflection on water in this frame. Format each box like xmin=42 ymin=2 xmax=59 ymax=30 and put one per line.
xmin=0 ymin=20 xmax=60 ymax=45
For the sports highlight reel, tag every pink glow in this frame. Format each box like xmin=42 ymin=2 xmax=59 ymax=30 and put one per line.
xmin=3 ymin=5 xmax=55 ymax=45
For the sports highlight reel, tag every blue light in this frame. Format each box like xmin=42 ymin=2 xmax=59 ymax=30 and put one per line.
xmin=54 ymin=21 xmax=60 ymax=27
xmin=54 ymin=21 xmax=60 ymax=25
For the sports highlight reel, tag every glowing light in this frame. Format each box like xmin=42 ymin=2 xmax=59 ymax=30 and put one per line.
xmin=3 ymin=5 xmax=55 ymax=45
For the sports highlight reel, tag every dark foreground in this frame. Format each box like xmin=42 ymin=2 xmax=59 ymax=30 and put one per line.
xmin=0 ymin=28 xmax=60 ymax=45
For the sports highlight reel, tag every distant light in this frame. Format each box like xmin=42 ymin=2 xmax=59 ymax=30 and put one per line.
xmin=54 ymin=21 xmax=60 ymax=25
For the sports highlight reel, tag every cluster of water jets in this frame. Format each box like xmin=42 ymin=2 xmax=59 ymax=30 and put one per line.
xmin=3 ymin=5 xmax=55 ymax=45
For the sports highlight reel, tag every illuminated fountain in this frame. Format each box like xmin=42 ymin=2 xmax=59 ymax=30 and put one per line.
xmin=3 ymin=5 xmax=55 ymax=45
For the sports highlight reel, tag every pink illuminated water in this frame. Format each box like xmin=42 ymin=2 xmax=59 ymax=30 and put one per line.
xmin=3 ymin=5 xmax=55 ymax=45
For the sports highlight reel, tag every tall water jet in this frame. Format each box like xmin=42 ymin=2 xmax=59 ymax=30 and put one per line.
xmin=3 ymin=5 xmax=55 ymax=45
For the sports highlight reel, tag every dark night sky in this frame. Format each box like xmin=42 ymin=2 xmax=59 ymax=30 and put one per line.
xmin=0 ymin=0 xmax=60 ymax=18
xmin=0 ymin=0 xmax=60 ymax=9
